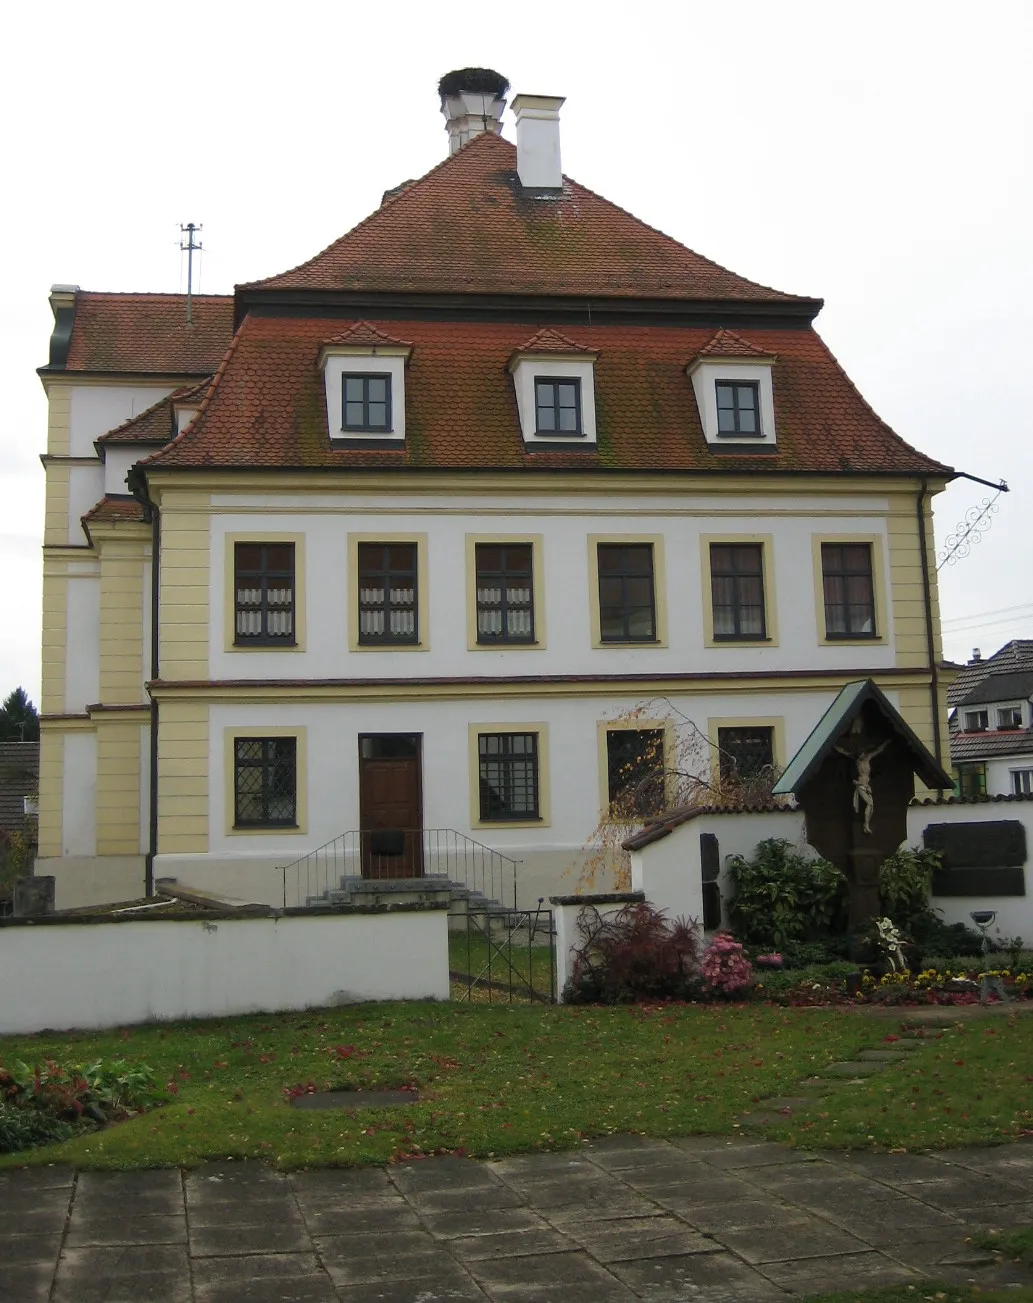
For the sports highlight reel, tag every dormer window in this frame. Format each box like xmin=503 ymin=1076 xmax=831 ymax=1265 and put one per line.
xmin=687 ymin=330 xmax=777 ymax=450
xmin=535 ymin=378 xmax=582 ymax=435
xmin=319 ymin=322 xmax=412 ymax=447
xmin=508 ymin=329 xmax=598 ymax=448
xmin=716 ymin=381 xmax=760 ymax=436
xmin=344 ymin=374 xmax=392 ymax=432
xmin=965 ymin=710 xmax=989 ymax=732
xmin=998 ymin=707 xmax=1023 ymax=729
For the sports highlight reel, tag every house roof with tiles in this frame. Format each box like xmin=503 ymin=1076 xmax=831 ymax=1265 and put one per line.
xmin=947 ymin=642 xmax=1033 ymax=709
xmin=242 ymin=131 xmax=814 ymax=304
xmin=97 ymin=382 xmax=209 ymax=446
xmin=46 ymin=292 xmax=234 ymax=376
xmin=140 ymin=315 xmax=952 ymax=475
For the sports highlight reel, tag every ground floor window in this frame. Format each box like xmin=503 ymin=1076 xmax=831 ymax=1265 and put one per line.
xmin=478 ymin=733 xmax=540 ymax=821
xmin=954 ymin=762 xmax=987 ymax=799
xmin=1011 ymin=768 xmax=1033 ymax=796
xmin=717 ymin=726 xmax=774 ymax=784
xmin=234 ymin=737 xmax=297 ymax=827
xmin=606 ymin=728 xmax=665 ymax=818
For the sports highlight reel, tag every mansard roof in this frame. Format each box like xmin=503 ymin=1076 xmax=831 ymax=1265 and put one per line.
xmin=55 ymin=292 xmax=233 ymax=375
xmin=141 ymin=315 xmax=952 ymax=476
xmin=695 ymin=328 xmax=775 ymax=360
xmin=242 ymin=132 xmax=816 ymax=306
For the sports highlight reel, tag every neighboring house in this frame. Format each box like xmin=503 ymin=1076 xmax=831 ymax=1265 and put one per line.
xmin=949 ymin=642 xmax=1033 ymax=797
xmin=0 ymin=742 xmax=40 ymax=908
xmin=36 ymin=72 xmax=956 ymax=912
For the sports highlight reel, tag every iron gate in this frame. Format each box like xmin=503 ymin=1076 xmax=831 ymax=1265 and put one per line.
xmin=450 ymin=904 xmax=556 ymax=1004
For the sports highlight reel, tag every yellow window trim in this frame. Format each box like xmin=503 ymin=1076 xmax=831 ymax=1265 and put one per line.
xmin=347 ymin=532 xmax=430 ymax=653
xmin=706 ymin=715 xmax=786 ymax=786
xmin=223 ymin=726 xmax=308 ymax=837
xmin=224 ymin=533 xmax=306 ymax=653
xmin=699 ymin=533 xmax=779 ymax=648
xmin=587 ymin=534 xmax=668 ymax=649
xmin=595 ymin=716 xmax=676 ymax=822
xmin=464 ymin=533 xmax=547 ymax=652
xmin=467 ymin=721 xmax=551 ymax=830
xmin=811 ymin=533 xmax=888 ymax=647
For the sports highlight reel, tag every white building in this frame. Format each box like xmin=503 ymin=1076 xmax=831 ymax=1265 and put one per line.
xmin=36 ymin=70 xmax=955 ymax=911
xmin=949 ymin=642 xmax=1033 ymax=797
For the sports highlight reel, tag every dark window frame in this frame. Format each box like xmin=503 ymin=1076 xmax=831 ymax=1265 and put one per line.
xmin=954 ymin=762 xmax=987 ymax=799
xmin=474 ymin=542 xmax=536 ymax=645
xmin=709 ymin=542 xmax=767 ymax=641
xmin=596 ymin=542 xmax=658 ymax=644
xmin=964 ymin=710 xmax=989 ymax=733
xmin=998 ymin=707 xmax=1023 ymax=729
xmin=233 ymin=542 xmax=296 ymax=647
xmin=477 ymin=732 xmax=541 ymax=822
xmin=606 ymin=728 xmax=666 ymax=819
xmin=233 ymin=736 xmax=298 ymax=828
xmin=715 ymin=380 xmax=762 ymax=437
xmin=534 ymin=376 xmax=584 ymax=437
xmin=820 ymin=542 xmax=877 ymax=640
xmin=717 ymin=726 xmax=775 ymax=785
xmin=357 ymin=542 xmax=419 ymax=646
xmin=1011 ymin=768 xmax=1033 ymax=796
xmin=342 ymin=372 xmax=392 ymax=433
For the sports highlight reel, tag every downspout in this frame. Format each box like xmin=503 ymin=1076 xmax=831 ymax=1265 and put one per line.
xmin=916 ymin=478 xmax=943 ymax=788
xmin=146 ymin=507 xmax=160 ymax=895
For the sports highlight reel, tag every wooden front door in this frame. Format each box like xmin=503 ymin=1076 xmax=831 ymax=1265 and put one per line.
xmin=358 ymin=735 xmax=424 ymax=879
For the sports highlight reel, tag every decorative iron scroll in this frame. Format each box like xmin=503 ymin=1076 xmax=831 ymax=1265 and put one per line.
xmin=937 ymin=483 xmax=1006 ymax=570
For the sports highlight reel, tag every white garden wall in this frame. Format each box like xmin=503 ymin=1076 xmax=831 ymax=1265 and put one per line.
xmin=0 ymin=907 xmax=449 ymax=1036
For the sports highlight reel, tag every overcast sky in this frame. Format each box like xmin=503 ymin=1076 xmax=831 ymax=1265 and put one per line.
xmin=2 ymin=0 xmax=1030 ymax=706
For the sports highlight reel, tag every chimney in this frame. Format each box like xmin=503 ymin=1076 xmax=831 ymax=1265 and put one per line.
xmin=511 ymin=94 xmax=565 ymax=190
xmin=439 ymin=68 xmax=509 ymax=155
xmin=970 ymin=648 xmax=982 ymax=664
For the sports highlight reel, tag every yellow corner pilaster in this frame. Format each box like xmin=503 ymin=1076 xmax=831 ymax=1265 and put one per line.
xmin=157 ymin=700 xmax=209 ymax=853
xmin=95 ymin=719 xmax=143 ymax=855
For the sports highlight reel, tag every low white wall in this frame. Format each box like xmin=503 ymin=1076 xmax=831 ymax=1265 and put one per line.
xmin=0 ymin=909 xmax=450 ymax=1036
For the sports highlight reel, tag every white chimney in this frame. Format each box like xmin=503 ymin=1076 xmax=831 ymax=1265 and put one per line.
xmin=511 ymin=94 xmax=565 ymax=190
xmin=439 ymin=69 xmax=509 ymax=155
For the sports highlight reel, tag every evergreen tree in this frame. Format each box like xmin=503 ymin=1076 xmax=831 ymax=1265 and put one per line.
xmin=0 ymin=688 xmax=39 ymax=742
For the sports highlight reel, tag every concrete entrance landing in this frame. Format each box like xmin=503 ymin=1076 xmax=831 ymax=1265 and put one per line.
xmin=3 ymin=1137 xmax=1032 ymax=1301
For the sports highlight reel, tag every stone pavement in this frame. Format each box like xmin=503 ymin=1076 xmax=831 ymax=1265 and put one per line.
xmin=2 ymin=1137 xmax=1032 ymax=1302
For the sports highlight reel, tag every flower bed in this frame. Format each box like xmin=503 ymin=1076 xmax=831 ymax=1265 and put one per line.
xmin=754 ymin=962 xmax=1033 ymax=1007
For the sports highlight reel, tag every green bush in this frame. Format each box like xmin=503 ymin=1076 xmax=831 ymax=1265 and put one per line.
xmin=727 ymin=839 xmax=845 ymax=948
xmin=778 ymin=938 xmax=850 ymax=969
xmin=0 ymin=1101 xmax=76 ymax=1154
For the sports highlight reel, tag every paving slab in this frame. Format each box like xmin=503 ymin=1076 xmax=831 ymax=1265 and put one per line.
xmin=52 ymin=1245 xmax=192 ymax=1303
xmin=565 ymin=1214 xmax=716 ymax=1262
xmin=758 ymin=1248 xmax=921 ymax=1293
xmin=0 ymin=1262 xmax=55 ymax=1303
xmin=65 ymin=1212 xmax=188 ymax=1247
xmin=612 ymin=1249 xmax=786 ymax=1301
xmin=297 ymin=1201 xmax=422 ymax=1237
xmin=191 ymin=1253 xmax=337 ymax=1303
xmin=335 ymin=1281 xmax=488 ymax=1302
xmin=448 ymin=1227 xmax=571 ymax=1261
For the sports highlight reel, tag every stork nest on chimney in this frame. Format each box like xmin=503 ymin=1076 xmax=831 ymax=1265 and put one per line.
xmin=437 ymin=68 xmax=510 ymax=99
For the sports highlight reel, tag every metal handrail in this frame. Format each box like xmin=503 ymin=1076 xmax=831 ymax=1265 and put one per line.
xmin=280 ymin=827 xmax=521 ymax=911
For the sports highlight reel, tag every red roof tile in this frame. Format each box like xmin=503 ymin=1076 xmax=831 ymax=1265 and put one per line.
xmin=323 ymin=321 xmax=413 ymax=349
xmin=82 ymin=495 xmax=147 ymax=526
xmin=141 ymin=314 xmax=952 ymax=477
xmin=97 ymin=382 xmax=209 ymax=445
xmin=696 ymin=328 xmax=774 ymax=360
xmin=62 ymin=293 xmax=234 ymax=374
xmin=512 ymin=327 xmax=596 ymax=356
xmin=243 ymin=133 xmax=814 ymax=305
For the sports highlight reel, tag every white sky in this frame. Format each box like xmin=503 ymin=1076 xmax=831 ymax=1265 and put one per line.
xmin=2 ymin=0 xmax=1030 ymax=707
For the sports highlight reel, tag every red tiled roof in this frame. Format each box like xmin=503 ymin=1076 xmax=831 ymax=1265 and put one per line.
xmin=243 ymin=133 xmax=815 ymax=304
xmin=323 ymin=322 xmax=413 ymax=349
xmin=696 ymin=328 xmax=774 ymax=360
xmin=97 ymin=382 xmax=209 ymax=445
xmin=512 ymin=327 xmax=595 ymax=356
xmin=82 ymin=495 xmax=147 ymax=526
xmin=62 ymin=293 xmax=234 ymax=374
xmin=141 ymin=314 xmax=953 ymax=476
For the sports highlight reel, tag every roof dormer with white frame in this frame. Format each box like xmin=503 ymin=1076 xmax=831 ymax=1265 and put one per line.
xmin=319 ymin=322 xmax=414 ymax=447
xmin=687 ymin=329 xmax=777 ymax=451
xmin=508 ymin=328 xmax=599 ymax=450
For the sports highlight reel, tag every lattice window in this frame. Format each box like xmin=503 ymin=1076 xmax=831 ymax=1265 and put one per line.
xmin=606 ymin=729 xmax=665 ymax=818
xmin=234 ymin=737 xmax=297 ymax=827
xmin=597 ymin=543 xmax=656 ymax=642
xmin=475 ymin=543 xmax=535 ymax=643
xmin=358 ymin=543 xmax=418 ymax=644
xmin=234 ymin=543 xmax=295 ymax=644
xmin=821 ymin=543 xmax=875 ymax=638
xmin=717 ymin=726 xmax=774 ymax=784
xmin=710 ymin=543 xmax=765 ymax=639
xmin=478 ymin=733 xmax=540 ymax=821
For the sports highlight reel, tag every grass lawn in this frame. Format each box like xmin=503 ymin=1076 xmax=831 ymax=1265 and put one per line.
xmin=799 ymin=1287 xmax=1033 ymax=1302
xmin=1 ymin=1003 xmax=1031 ymax=1171
xmin=447 ymin=928 xmax=554 ymax=1003
xmin=972 ymin=1224 xmax=1033 ymax=1264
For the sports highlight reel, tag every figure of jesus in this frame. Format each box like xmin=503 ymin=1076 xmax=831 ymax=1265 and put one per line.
xmin=834 ymin=738 xmax=890 ymax=835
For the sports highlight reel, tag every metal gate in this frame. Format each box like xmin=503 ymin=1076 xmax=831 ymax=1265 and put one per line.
xmin=450 ymin=904 xmax=556 ymax=1004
